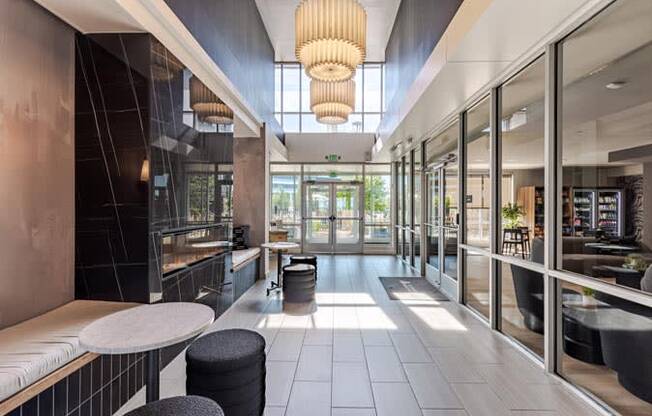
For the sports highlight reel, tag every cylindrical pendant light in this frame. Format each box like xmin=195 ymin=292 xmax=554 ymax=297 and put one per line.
xmin=189 ymin=76 xmax=234 ymax=125
xmin=296 ymin=0 xmax=367 ymax=82
xmin=311 ymin=79 xmax=355 ymax=124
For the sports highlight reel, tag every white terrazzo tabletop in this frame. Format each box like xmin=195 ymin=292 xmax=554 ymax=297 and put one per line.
xmin=79 ymin=302 xmax=214 ymax=354
xmin=261 ymin=242 xmax=299 ymax=251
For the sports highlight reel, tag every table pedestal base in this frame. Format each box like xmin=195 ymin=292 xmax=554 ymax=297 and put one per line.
xmin=267 ymin=251 xmax=284 ymax=296
xmin=146 ymin=349 xmax=160 ymax=403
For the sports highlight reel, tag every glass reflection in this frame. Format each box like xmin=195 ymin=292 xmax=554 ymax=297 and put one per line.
xmin=558 ymin=0 xmax=652 ymax=293
xmin=464 ymin=250 xmax=489 ymax=317
xmin=500 ymin=56 xmax=546 ymax=262
xmin=558 ymin=281 xmax=652 ymax=413
xmin=465 ymin=97 xmax=491 ymax=248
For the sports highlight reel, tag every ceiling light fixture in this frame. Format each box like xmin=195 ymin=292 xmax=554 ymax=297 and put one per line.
xmin=311 ymin=79 xmax=355 ymax=125
xmin=295 ymin=0 xmax=367 ymax=82
xmin=189 ymin=76 xmax=234 ymax=125
xmin=605 ymin=81 xmax=626 ymax=90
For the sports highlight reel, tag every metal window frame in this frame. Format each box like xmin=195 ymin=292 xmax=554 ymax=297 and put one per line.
xmin=388 ymin=0 xmax=652 ymax=414
xmin=275 ymin=62 xmax=386 ymax=133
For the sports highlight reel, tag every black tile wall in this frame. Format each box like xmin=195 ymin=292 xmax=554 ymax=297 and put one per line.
xmin=10 ymin=354 xmax=145 ymax=416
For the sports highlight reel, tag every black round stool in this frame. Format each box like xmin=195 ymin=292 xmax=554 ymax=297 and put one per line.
xmin=282 ymin=263 xmax=316 ymax=303
xmin=290 ymin=255 xmax=318 ymax=280
xmin=125 ymin=396 xmax=224 ymax=416
xmin=186 ymin=329 xmax=266 ymax=416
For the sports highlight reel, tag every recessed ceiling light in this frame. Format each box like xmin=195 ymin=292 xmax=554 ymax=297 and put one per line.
xmin=605 ymin=81 xmax=626 ymax=90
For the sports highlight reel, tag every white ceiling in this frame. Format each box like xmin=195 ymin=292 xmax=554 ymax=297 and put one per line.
xmin=255 ymin=0 xmax=401 ymax=62
xmin=33 ymin=0 xmax=144 ymax=32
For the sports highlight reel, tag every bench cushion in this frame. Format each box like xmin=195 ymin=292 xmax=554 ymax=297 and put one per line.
xmin=0 ymin=300 xmax=138 ymax=401
xmin=231 ymin=248 xmax=260 ymax=271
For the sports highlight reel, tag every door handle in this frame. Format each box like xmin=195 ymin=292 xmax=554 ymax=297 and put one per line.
xmin=329 ymin=215 xmax=336 ymax=221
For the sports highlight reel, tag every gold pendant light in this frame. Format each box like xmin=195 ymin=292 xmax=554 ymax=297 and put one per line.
xmin=311 ymin=79 xmax=355 ymax=124
xmin=189 ymin=76 xmax=234 ymax=125
xmin=296 ymin=0 xmax=367 ymax=82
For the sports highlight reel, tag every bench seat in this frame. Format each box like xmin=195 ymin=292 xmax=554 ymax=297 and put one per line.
xmin=231 ymin=248 xmax=260 ymax=272
xmin=0 ymin=300 xmax=139 ymax=402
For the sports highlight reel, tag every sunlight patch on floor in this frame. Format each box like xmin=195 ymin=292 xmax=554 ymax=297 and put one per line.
xmin=406 ymin=306 xmax=469 ymax=332
xmin=315 ymin=292 xmax=376 ymax=305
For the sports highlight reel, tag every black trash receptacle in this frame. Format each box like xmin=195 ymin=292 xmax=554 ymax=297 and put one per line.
xmin=186 ymin=329 xmax=266 ymax=416
xmin=282 ymin=263 xmax=316 ymax=303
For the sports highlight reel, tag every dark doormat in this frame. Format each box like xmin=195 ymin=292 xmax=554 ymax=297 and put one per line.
xmin=378 ymin=277 xmax=449 ymax=301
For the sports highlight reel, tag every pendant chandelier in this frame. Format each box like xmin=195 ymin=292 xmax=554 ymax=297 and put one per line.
xmin=311 ymin=79 xmax=355 ymax=125
xmin=189 ymin=76 xmax=234 ymax=125
xmin=295 ymin=0 xmax=367 ymax=82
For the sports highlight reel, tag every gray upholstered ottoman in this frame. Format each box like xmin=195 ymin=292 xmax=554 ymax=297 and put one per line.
xmin=290 ymin=254 xmax=318 ymax=279
xmin=282 ymin=263 xmax=316 ymax=303
xmin=186 ymin=329 xmax=266 ymax=416
xmin=125 ymin=396 xmax=224 ymax=416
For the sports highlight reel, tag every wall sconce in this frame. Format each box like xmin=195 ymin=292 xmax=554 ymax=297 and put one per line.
xmin=140 ymin=158 xmax=150 ymax=183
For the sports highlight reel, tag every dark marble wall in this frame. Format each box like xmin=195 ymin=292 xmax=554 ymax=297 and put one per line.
xmin=384 ymin=0 xmax=462 ymax=122
xmin=75 ymin=34 xmax=236 ymax=307
xmin=75 ymin=33 xmax=151 ymax=304
xmin=163 ymin=0 xmax=283 ymax=139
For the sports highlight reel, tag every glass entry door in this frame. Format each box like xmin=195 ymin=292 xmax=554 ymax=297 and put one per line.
xmin=303 ymin=181 xmax=363 ymax=253
xmin=425 ymin=158 xmax=459 ymax=285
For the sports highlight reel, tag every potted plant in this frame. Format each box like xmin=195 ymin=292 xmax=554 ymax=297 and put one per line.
xmin=502 ymin=202 xmax=525 ymax=229
xmin=623 ymin=254 xmax=648 ymax=273
xmin=581 ymin=287 xmax=597 ymax=307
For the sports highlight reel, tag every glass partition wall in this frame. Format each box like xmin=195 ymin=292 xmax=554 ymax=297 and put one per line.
xmin=271 ymin=163 xmax=391 ymax=252
xmin=392 ymin=1 xmax=652 ymax=414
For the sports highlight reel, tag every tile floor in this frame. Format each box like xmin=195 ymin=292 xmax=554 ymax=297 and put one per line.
xmin=117 ymin=255 xmax=602 ymax=416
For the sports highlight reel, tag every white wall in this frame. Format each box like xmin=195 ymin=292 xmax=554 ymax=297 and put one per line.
xmin=286 ymin=133 xmax=375 ymax=163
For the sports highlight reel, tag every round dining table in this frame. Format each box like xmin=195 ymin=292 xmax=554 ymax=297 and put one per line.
xmin=261 ymin=241 xmax=300 ymax=295
xmin=79 ymin=302 xmax=214 ymax=403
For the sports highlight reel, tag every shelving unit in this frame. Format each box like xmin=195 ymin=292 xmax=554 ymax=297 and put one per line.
xmin=597 ymin=189 xmax=623 ymax=237
xmin=572 ymin=188 xmax=595 ymax=235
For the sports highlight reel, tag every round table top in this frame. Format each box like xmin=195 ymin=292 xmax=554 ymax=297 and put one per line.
xmin=261 ymin=242 xmax=299 ymax=251
xmin=79 ymin=302 xmax=214 ymax=354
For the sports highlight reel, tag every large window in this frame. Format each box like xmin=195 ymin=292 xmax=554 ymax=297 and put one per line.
xmin=365 ymin=164 xmax=392 ymax=243
xmin=275 ymin=63 xmax=385 ymax=133
xmin=555 ymin=1 xmax=652 ymax=413
xmin=558 ymin=0 xmax=652 ymax=294
xmin=499 ymin=55 xmax=546 ymax=357
xmin=464 ymin=96 xmax=491 ymax=248
xmin=413 ymin=148 xmax=422 ymax=268
xmin=424 ymin=121 xmax=460 ymax=283
xmin=270 ymin=165 xmax=301 ymax=241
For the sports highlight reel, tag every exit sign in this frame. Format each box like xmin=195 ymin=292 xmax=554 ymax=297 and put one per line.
xmin=325 ymin=154 xmax=341 ymax=162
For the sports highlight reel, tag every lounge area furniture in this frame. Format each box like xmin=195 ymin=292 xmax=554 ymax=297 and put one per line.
xmin=186 ymin=329 xmax=266 ymax=416
xmin=510 ymin=238 xmax=544 ymax=333
xmin=0 ymin=300 xmax=138 ymax=409
xmin=510 ymin=238 xmax=604 ymax=364
xmin=80 ymin=302 xmax=214 ymax=403
xmin=282 ymin=263 xmax=317 ymax=303
xmin=290 ymin=254 xmax=318 ymax=279
xmin=561 ymin=236 xmax=627 ymax=276
xmin=125 ymin=396 xmax=224 ymax=416
xmin=262 ymin=241 xmax=300 ymax=295
xmin=502 ymin=228 xmax=529 ymax=258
